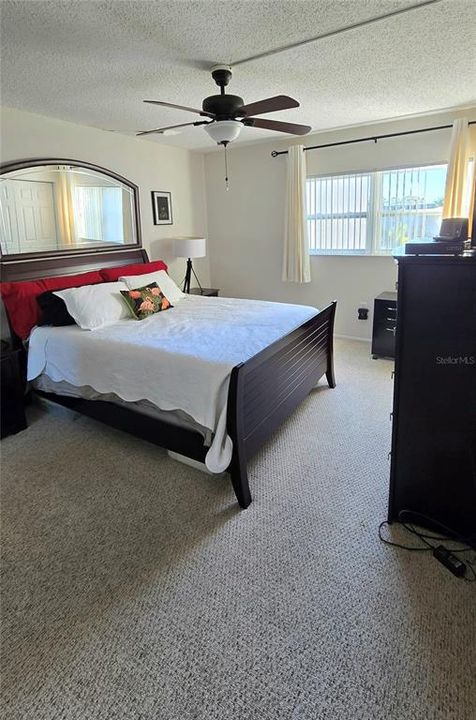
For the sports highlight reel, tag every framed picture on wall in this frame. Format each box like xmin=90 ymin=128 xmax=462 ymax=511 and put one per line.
xmin=151 ymin=191 xmax=173 ymax=225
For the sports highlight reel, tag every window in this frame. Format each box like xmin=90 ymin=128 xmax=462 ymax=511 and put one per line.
xmin=73 ymin=186 xmax=124 ymax=243
xmin=306 ymin=164 xmax=447 ymax=255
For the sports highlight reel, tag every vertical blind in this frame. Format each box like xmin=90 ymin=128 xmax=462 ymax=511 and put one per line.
xmin=378 ymin=165 xmax=446 ymax=251
xmin=306 ymin=173 xmax=371 ymax=253
xmin=74 ymin=186 xmax=124 ymax=243
xmin=306 ymin=164 xmax=447 ymax=254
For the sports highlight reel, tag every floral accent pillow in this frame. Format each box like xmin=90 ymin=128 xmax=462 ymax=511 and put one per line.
xmin=120 ymin=282 xmax=172 ymax=320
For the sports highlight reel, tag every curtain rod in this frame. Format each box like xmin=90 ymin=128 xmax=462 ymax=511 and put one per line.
xmin=270 ymin=121 xmax=476 ymax=157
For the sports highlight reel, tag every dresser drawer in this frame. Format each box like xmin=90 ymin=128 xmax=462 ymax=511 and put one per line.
xmin=373 ymin=300 xmax=397 ymax=326
xmin=371 ymin=323 xmax=396 ymax=358
xmin=372 ymin=294 xmax=397 ymax=359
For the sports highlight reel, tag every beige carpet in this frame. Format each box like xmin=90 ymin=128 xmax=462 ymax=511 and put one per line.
xmin=1 ymin=340 xmax=474 ymax=720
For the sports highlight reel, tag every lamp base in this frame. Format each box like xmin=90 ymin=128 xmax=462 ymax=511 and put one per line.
xmin=182 ymin=258 xmax=203 ymax=294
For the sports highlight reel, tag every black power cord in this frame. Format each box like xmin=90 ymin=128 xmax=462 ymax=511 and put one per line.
xmin=379 ymin=510 xmax=476 ymax=582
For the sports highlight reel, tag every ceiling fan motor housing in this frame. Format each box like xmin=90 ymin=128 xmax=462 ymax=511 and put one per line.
xmin=202 ymin=94 xmax=244 ymax=120
xmin=211 ymin=65 xmax=232 ymax=87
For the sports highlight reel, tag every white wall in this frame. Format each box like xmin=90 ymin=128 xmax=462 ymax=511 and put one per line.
xmin=0 ymin=106 xmax=210 ymax=287
xmin=2 ymin=105 xmax=475 ymax=341
xmin=204 ymin=108 xmax=476 ymax=339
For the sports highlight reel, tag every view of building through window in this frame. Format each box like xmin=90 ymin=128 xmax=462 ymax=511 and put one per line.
xmin=306 ymin=164 xmax=447 ymax=255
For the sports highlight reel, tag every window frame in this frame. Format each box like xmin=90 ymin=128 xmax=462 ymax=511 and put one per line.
xmin=306 ymin=161 xmax=447 ymax=257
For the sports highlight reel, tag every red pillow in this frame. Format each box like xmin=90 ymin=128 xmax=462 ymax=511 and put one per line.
xmin=100 ymin=260 xmax=168 ymax=282
xmin=0 ymin=270 xmax=103 ymax=340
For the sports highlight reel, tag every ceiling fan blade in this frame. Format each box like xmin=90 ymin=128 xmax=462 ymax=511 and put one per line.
xmin=143 ymin=100 xmax=214 ymax=118
xmin=245 ymin=117 xmax=311 ymax=135
xmin=236 ymin=95 xmax=299 ymax=117
xmin=137 ymin=120 xmax=211 ymax=136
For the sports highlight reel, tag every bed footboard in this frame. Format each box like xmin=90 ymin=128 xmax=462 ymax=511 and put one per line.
xmin=226 ymin=301 xmax=337 ymax=508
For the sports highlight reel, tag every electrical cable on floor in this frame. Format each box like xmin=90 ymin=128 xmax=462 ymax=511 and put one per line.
xmin=378 ymin=509 xmax=476 ymax=582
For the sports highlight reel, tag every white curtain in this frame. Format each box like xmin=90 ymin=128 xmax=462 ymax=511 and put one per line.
xmin=56 ymin=170 xmax=76 ymax=245
xmin=443 ymin=118 xmax=470 ymax=219
xmin=468 ymin=124 xmax=476 ymax=233
xmin=282 ymin=144 xmax=311 ymax=283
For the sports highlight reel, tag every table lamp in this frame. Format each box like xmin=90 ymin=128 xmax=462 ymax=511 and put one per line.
xmin=174 ymin=237 xmax=206 ymax=293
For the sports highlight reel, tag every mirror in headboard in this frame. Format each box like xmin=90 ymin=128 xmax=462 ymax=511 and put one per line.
xmin=0 ymin=159 xmax=141 ymax=260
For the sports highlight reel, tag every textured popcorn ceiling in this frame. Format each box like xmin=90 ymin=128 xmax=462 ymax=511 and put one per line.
xmin=1 ymin=0 xmax=475 ymax=150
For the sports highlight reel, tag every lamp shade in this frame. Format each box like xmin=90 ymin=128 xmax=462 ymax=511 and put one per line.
xmin=174 ymin=237 xmax=206 ymax=259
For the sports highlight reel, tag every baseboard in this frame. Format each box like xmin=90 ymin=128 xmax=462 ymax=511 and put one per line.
xmin=335 ymin=334 xmax=371 ymax=343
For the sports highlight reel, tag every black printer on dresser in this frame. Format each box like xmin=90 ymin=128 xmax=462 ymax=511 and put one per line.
xmin=388 ymin=254 xmax=476 ymax=542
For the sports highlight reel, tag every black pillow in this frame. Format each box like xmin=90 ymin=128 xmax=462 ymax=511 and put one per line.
xmin=37 ymin=291 xmax=76 ymax=326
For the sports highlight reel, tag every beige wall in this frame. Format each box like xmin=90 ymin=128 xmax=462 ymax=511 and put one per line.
xmin=2 ymin=105 xmax=476 ymax=341
xmin=204 ymin=107 xmax=476 ymax=340
xmin=0 ymin=106 xmax=210 ymax=287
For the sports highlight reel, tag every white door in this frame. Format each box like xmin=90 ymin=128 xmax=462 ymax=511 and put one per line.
xmin=1 ymin=179 xmax=58 ymax=254
xmin=0 ymin=181 xmax=21 ymax=254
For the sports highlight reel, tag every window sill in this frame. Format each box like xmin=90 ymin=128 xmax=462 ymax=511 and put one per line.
xmin=309 ymin=251 xmax=395 ymax=257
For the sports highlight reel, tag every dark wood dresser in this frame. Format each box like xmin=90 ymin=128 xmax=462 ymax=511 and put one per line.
xmin=371 ymin=291 xmax=397 ymax=359
xmin=388 ymin=254 xmax=476 ymax=541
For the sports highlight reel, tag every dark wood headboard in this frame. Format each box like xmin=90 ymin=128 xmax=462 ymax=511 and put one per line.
xmin=0 ymin=248 xmax=150 ymax=347
xmin=0 ymin=248 xmax=149 ymax=283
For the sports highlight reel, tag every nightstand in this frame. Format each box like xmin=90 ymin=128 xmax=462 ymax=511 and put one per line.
xmin=371 ymin=291 xmax=397 ymax=359
xmin=1 ymin=343 xmax=27 ymax=439
xmin=189 ymin=288 xmax=220 ymax=297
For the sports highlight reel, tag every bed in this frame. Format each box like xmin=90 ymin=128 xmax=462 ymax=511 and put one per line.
xmin=1 ymin=248 xmax=336 ymax=508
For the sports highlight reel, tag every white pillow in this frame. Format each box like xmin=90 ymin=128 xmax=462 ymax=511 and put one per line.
xmin=53 ymin=282 xmax=130 ymax=330
xmin=120 ymin=270 xmax=185 ymax=304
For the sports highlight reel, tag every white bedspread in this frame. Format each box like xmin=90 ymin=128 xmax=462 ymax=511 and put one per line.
xmin=28 ymin=295 xmax=318 ymax=472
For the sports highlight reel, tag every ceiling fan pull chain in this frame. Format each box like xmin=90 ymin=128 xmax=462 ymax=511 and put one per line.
xmin=224 ymin=144 xmax=229 ymax=191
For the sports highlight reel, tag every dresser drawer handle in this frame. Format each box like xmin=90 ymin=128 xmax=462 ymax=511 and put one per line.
xmin=386 ymin=306 xmax=397 ymax=312
xmin=386 ymin=317 xmax=396 ymax=322
xmin=386 ymin=327 xmax=396 ymax=335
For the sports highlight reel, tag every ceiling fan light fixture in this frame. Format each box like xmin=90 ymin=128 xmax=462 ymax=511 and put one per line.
xmin=204 ymin=120 xmax=242 ymax=145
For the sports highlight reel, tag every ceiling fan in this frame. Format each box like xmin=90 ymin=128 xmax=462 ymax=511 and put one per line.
xmin=137 ymin=65 xmax=311 ymax=145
